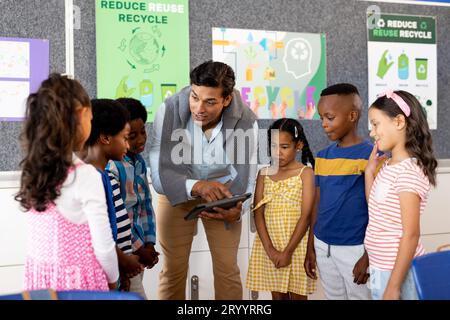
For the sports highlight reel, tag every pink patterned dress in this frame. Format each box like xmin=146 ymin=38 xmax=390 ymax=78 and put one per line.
xmin=24 ymin=167 xmax=109 ymax=291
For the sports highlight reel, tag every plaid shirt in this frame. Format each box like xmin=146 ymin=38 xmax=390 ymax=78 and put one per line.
xmin=106 ymin=154 xmax=156 ymax=252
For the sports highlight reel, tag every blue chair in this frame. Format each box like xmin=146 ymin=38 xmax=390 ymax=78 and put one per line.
xmin=0 ymin=289 xmax=144 ymax=300
xmin=411 ymin=245 xmax=450 ymax=300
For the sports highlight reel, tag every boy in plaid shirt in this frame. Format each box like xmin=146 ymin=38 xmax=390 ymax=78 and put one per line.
xmin=107 ymin=98 xmax=158 ymax=299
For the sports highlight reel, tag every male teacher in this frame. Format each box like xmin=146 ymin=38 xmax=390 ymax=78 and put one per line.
xmin=149 ymin=60 xmax=258 ymax=299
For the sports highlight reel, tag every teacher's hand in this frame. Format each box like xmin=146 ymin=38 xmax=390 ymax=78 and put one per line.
xmin=191 ymin=180 xmax=232 ymax=202
xmin=199 ymin=201 xmax=242 ymax=223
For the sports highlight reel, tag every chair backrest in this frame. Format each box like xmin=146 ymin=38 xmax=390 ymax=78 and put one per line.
xmin=0 ymin=289 xmax=144 ymax=300
xmin=411 ymin=250 xmax=450 ymax=300
xmin=57 ymin=290 xmax=144 ymax=300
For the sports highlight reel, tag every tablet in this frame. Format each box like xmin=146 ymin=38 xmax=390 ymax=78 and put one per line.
xmin=184 ymin=193 xmax=252 ymax=221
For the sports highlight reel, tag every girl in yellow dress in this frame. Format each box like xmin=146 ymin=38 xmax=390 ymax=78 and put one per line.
xmin=246 ymin=118 xmax=316 ymax=300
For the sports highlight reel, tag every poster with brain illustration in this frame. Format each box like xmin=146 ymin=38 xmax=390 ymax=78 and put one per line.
xmin=96 ymin=0 xmax=189 ymax=122
xmin=212 ymin=28 xmax=326 ymax=120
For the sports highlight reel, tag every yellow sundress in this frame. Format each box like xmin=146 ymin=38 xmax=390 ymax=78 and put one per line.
xmin=246 ymin=167 xmax=316 ymax=295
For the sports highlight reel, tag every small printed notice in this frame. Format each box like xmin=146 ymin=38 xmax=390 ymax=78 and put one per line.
xmin=0 ymin=37 xmax=49 ymax=121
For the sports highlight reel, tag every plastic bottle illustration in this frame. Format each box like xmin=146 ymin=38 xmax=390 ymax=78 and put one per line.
xmin=139 ymin=76 xmax=154 ymax=108
xmin=246 ymin=66 xmax=253 ymax=81
xmin=398 ymin=51 xmax=409 ymax=80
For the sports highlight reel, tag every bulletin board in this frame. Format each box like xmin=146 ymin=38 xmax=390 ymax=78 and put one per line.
xmin=1 ymin=0 xmax=450 ymax=171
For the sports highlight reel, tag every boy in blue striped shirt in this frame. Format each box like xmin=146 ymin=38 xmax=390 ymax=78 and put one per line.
xmin=107 ymin=98 xmax=159 ymax=299
xmin=304 ymin=84 xmax=372 ymax=300
xmin=84 ymin=99 xmax=145 ymax=291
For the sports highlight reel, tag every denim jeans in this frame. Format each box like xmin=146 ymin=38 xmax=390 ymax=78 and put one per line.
xmin=369 ymin=266 xmax=418 ymax=300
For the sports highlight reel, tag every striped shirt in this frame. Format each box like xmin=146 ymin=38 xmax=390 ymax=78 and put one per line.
xmin=365 ymin=158 xmax=430 ymax=270
xmin=108 ymin=172 xmax=132 ymax=254
xmin=106 ymin=154 xmax=156 ymax=252
xmin=314 ymin=140 xmax=373 ymax=245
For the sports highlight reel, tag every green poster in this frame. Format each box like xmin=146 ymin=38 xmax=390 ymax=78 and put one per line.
xmin=96 ymin=0 xmax=190 ymax=122
xmin=367 ymin=13 xmax=437 ymax=129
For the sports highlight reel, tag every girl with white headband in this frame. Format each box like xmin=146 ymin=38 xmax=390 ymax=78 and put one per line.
xmin=364 ymin=89 xmax=437 ymax=300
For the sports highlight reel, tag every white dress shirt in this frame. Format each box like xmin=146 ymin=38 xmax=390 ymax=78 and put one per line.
xmin=149 ymin=102 xmax=258 ymax=214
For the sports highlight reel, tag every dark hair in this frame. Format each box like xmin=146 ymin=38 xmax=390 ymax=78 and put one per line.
xmin=190 ymin=60 xmax=235 ymax=98
xmin=320 ymin=83 xmax=362 ymax=122
xmin=320 ymin=83 xmax=359 ymax=97
xmin=321 ymin=83 xmax=360 ymax=97
xmin=371 ymin=90 xmax=437 ymax=186
xmin=15 ymin=73 xmax=91 ymax=212
xmin=268 ymin=118 xmax=315 ymax=168
xmin=85 ymin=99 xmax=130 ymax=147
xmin=116 ymin=97 xmax=147 ymax=123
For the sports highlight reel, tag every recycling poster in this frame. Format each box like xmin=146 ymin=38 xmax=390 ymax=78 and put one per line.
xmin=212 ymin=28 xmax=326 ymax=120
xmin=367 ymin=13 xmax=437 ymax=129
xmin=96 ymin=0 xmax=189 ymax=122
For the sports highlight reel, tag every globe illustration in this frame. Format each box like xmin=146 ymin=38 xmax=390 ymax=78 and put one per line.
xmin=129 ymin=32 xmax=159 ymax=65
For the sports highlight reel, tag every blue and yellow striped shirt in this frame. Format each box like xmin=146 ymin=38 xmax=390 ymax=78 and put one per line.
xmin=314 ymin=140 xmax=373 ymax=245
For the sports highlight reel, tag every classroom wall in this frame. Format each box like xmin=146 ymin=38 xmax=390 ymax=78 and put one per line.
xmin=0 ymin=0 xmax=66 ymax=171
xmin=1 ymin=0 xmax=450 ymax=171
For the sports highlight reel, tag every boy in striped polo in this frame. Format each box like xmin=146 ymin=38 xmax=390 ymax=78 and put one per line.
xmin=304 ymin=84 xmax=372 ymax=300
